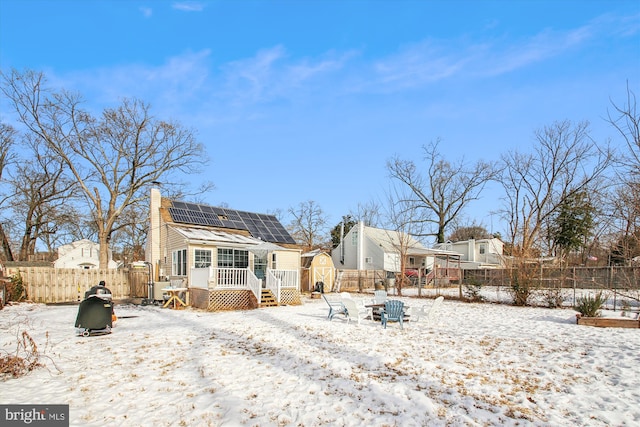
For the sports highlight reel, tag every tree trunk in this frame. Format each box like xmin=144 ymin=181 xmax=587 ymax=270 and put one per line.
xmin=0 ymin=222 xmax=14 ymax=261
xmin=98 ymin=232 xmax=110 ymax=269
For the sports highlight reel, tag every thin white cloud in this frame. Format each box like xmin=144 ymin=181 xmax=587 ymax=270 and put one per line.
xmin=139 ymin=7 xmax=152 ymax=18
xmin=58 ymin=50 xmax=213 ymax=116
xmin=479 ymin=25 xmax=593 ymax=77
xmin=220 ymin=46 xmax=351 ymax=105
xmin=47 ymin=11 xmax=636 ymax=122
xmin=371 ymin=40 xmax=469 ymax=90
xmin=367 ymin=12 xmax=633 ymax=92
xmin=172 ymin=1 xmax=205 ymax=12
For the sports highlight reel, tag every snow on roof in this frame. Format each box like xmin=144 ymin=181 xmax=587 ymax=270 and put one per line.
xmin=363 ymin=226 xmax=425 ymax=253
xmin=301 ymin=249 xmax=328 ymax=258
xmin=173 ymin=227 xmax=263 ymax=246
xmin=406 ymin=247 xmax=461 ymax=257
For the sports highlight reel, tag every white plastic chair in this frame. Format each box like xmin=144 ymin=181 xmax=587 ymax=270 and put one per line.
xmin=372 ymin=290 xmax=387 ymax=305
xmin=411 ymin=296 xmax=444 ymax=324
xmin=322 ymin=294 xmax=346 ymax=320
xmin=342 ymin=297 xmax=372 ymax=325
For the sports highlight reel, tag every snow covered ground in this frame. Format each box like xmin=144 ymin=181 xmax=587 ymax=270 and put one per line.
xmin=1 ymin=294 xmax=639 ymax=426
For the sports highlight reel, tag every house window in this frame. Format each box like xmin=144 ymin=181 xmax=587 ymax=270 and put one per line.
xmin=365 ymin=257 xmax=373 ymax=264
xmin=408 ymin=256 xmax=415 ymax=266
xmin=254 ymin=254 xmax=268 ymax=279
xmin=352 ymin=230 xmax=358 ymax=246
xmin=172 ymin=249 xmax=187 ymax=276
xmin=479 ymin=244 xmax=486 ymax=255
xmin=217 ymin=248 xmax=249 ymax=268
xmin=194 ymin=249 xmax=212 ymax=268
xmin=271 ymin=253 xmax=277 ymax=269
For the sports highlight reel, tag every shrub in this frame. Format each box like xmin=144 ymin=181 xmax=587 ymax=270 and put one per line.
xmin=7 ymin=273 xmax=26 ymax=302
xmin=0 ymin=331 xmax=42 ymax=378
xmin=543 ymin=288 xmax=565 ymax=308
xmin=575 ymin=292 xmax=607 ymax=317
xmin=462 ymin=280 xmax=484 ymax=302
xmin=507 ymin=262 xmax=538 ymax=306
xmin=510 ymin=283 xmax=531 ymax=306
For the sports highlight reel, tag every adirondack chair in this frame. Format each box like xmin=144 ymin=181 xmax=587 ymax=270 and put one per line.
xmin=380 ymin=300 xmax=405 ymax=329
xmin=372 ymin=290 xmax=387 ymax=305
xmin=342 ymin=297 xmax=372 ymax=325
xmin=411 ymin=296 xmax=444 ymax=324
xmin=322 ymin=293 xmax=346 ymax=320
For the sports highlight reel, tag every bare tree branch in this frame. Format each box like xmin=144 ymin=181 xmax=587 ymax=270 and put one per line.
xmin=387 ymin=139 xmax=499 ymax=243
xmin=2 ymin=69 xmax=209 ymax=267
xmin=499 ymin=120 xmax=613 ymax=257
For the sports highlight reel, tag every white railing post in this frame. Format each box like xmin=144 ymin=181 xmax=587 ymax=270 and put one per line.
xmin=246 ymin=269 xmax=261 ymax=305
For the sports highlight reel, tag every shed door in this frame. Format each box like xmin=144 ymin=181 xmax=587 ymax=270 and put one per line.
xmin=312 ymin=267 xmax=334 ymax=292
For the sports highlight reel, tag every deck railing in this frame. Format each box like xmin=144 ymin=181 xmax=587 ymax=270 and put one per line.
xmin=213 ymin=268 xmax=250 ymax=288
xmin=270 ymin=269 xmax=299 ymax=289
xmin=266 ymin=269 xmax=298 ymax=304
xmin=266 ymin=270 xmax=282 ymax=303
xmin=246 ymin=270 xmax=262 ymax=305
xmin=207 ymin=267 xmax=298 ymax=303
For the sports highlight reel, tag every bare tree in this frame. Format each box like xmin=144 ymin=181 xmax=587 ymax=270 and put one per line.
xmin=499 ymin=120 xmax=612 ymax=258
xmin=447 ymin=223 xmax=493 ymax=242
xmin=287 ymin=200 xmax=329 ymax=251
xmin=606 ymin=82 xmax=640 ymax=264
xmin=0 ymin=122 xmax=17 ymax=260
xmin=2 ymin=69 xmax=208 ymax=267
xmin=7 ymin=132 xmax=79 ymax=260
xmin=109 ymin=202 xmax=149 ymax=264
xmin=608 ymin=81 xmax=640 ymax=177
xmin=382 ymin=183 xmax=428 ymax=296
xmin=350 ymin=200 xmax=382 ymax=228
xmin=387 ymin=139 xmax=498 ymax=243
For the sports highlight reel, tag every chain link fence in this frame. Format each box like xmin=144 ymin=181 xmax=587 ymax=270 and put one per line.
xmin=462 ymin=266 xmax=640 ymax=310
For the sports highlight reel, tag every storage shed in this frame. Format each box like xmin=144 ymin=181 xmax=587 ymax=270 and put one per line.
xmin=301 ymin=250 xmax=335 ymax=293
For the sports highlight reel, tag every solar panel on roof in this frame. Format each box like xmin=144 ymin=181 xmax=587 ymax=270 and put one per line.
xmin=211 ymin=207 xmax=226 ymax=215
xmin=223 ymin=210 xmax=242 ymax=221
xmin=168 ymin=201 xmax=295 ymax=244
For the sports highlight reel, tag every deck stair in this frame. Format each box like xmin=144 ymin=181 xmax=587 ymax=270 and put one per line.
xmin=260 ymin=289 xmax=279 ymax=307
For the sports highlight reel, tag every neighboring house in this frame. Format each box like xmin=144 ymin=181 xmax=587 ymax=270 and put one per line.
xmin=433 ymin=238 xmax=505 ymax=269
xmin=300 ymin=249 xmax=335 ymax=292
xmin=145 ymin=188 xmax=302 ymax=310
xmin=53 ymin=239 xmax=118 ymax=269
xmin=331 ymin=222 xmax=461 ymax=284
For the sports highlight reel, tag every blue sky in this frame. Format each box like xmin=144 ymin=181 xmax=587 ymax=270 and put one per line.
xmin=1 ymin=0 xmax=639 ymax=239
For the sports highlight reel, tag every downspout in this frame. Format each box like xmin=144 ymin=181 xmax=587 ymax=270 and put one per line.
xmin=340 ymin=222 xmax=345 ymax=264
xmin=356 ymin=221 xmax=365 ymax=270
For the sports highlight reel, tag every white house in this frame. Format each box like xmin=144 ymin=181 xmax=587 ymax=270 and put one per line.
xmin=433 ymin=238 xmax=505 ymax=269
xmin=53 ymin=239 xmax=118 ymax=269
xmin=331 ymin=222 xmax=460 ymax=278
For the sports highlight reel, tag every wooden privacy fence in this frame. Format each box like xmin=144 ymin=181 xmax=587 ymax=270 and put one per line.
xmin=336 ymin=269 xmax=386 ymax=292
xmin=10 ymin=268 xmax=130 ymax=303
